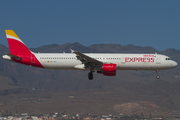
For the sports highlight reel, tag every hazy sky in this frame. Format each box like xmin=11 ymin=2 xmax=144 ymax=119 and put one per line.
xmin=0 ymin=1 xmax=180 ymax=51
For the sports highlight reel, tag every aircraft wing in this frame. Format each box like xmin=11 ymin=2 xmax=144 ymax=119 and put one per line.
xmin=72 ymin=50 xmax=102 ymax=65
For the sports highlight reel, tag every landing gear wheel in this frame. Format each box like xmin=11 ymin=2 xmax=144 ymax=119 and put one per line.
xmin=156 ymin=75 xmax=160 ymax=79
xmin=156 ymin=70 xmax=160 ymax=79
xmin=88 ymin=72 xmax=93 ymax=80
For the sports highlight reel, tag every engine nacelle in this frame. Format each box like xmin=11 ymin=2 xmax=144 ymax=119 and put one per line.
xmin=103 ymin=63 xmax=116 ymax=76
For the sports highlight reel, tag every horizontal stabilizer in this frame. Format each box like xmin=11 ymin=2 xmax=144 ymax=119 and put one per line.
xmin=5 ymin=53 xmax=22 ymax=60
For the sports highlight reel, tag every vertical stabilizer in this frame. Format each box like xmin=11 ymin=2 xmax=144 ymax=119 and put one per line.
xmin=5 ymin=30 xmax=31 ymax=56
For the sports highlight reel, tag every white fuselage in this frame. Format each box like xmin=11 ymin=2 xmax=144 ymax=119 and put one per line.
xmin=3 ymin=30 xmax=178 ymax=80
xmin=33 ymin=53 xmax=177 ymax=71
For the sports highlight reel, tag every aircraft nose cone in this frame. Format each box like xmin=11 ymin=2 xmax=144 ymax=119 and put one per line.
xmin=174 ymin=61 xmax=178 ymax=67
xmin=172 ymin=61 xmax=178 ymax=68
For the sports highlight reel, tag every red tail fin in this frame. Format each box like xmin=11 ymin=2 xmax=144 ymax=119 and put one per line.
xmin=5 ymin=30 xmax=31 ymax=56
xmin=5 ymin=30 xmax=44 ymax=68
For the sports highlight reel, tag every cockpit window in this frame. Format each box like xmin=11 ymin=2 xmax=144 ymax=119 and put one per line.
xmin=165 ymin=58 xmax=171 ymax=60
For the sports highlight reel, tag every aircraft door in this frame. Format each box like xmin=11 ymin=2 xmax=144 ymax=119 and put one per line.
xmin=156 ymin=55 xmax=161 ymax=64
xmin=121 ymin=56 xmax=125 ymax=64
xmin=31 ymin=55 xmax=35 ymax=63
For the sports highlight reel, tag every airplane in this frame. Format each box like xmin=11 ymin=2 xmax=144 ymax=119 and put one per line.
xmin=2 ymin=30 xmax=178 ymax=80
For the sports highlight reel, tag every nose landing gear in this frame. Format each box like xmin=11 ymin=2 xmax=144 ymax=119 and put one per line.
xmin=156 ymin=70 xmax=160 ymax=79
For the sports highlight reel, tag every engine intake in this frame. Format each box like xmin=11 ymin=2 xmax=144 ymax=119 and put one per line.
xmin=103 ymin=63 xmax=116 ymax=76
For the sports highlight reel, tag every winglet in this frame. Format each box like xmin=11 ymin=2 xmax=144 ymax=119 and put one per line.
xmin=70 ymin=49 xmax=75 ymax=53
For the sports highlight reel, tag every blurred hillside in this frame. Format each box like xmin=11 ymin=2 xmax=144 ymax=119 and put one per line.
xmin=0 ymin=43 xmax=180 ymax=115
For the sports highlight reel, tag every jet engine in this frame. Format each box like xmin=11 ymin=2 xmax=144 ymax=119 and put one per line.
xmin=102 ymin=63 xmax=116 ymax=76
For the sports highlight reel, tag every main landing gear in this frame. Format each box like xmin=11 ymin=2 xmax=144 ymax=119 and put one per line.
xmin=88 ymin=72 xmax=93 ymax=80
xmin=88 ymin=71 xmax=161 ymax=80
xmin=156 ymin=70 xmax=160 ymax=79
